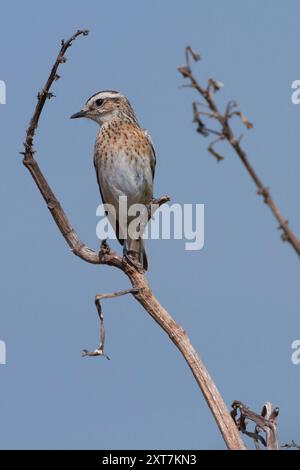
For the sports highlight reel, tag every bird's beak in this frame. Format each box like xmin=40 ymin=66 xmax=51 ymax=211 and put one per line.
xmin=70 ymin=110 xmax=86 ymax=119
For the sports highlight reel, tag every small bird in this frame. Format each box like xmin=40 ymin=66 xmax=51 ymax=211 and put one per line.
xmin=71 ymin=90 xmax=156 ymax=270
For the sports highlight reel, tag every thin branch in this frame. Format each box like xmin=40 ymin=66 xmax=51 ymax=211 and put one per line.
xmin=21 ymin=31 xmax=246 ymax=450
xmin=178 ymin=47 xmax=300 ymax=257
xmin=207 ymin=136 xmax=225 ymax=162
xmin=82 ymin=286 xmax=139 ymax=359
xmin=23 ymin=29 xmax=89 ymax=159
xmin=281 ymin=440 xmax=300 ymax=450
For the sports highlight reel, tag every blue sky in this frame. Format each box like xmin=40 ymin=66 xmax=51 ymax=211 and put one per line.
xmin=1 ymin=0 xmax=300 ymax=449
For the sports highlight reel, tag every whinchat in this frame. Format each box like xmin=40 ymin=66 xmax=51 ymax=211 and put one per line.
xmin=71 ymin=90 xmax=156 ymax=270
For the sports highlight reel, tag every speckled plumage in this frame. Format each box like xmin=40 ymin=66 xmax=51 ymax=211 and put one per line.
xmin=71 ymin=91 xmax=156 ymax=270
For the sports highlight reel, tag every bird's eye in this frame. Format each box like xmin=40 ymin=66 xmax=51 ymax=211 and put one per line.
xmin=95 ymin=98 xmax=104 ymax=107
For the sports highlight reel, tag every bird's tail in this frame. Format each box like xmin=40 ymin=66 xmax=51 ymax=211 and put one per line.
xmin=127 ymin=237 xmax=148 ymax=271
xmin=141 ymin=239 xmax=148 ymax=271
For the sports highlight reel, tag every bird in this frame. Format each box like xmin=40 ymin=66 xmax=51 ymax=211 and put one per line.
xmin=70 ymin=90 xmax=156 ymax=271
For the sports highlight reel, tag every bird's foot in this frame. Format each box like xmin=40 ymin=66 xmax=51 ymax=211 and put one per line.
xmin=99 ymin=239 xmax=111 ymax=255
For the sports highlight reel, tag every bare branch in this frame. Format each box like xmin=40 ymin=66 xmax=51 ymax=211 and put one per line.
xmin=185 ymin=46 xmax=201 ymax=69
xmin=281 ymin=440 xmax=300 ymax=450
xmin=82 ymin=287 xmax=139 ymax=359
xmin=22 ymin=29 xmax=89 ymax=159
xmin=231 ymin=400 xmax=279 ymax=450
xmin=178 ymin=46 xmax=300 ymax=257
xmin=207 ymin=136 xmax=225 ymax=162
xmin=21 ymin=31 xmax=246 ymax=450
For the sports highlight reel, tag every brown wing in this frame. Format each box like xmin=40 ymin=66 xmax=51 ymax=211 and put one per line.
xmin=143 ymin=129 xmax=156 ymax=179
xmin=93 ymin=152 xmax=124 ymax=246
xmin=94 ymin=155 xmax=108 ymax=216
xmin=93 ymin=154 xmax=107 ymax=211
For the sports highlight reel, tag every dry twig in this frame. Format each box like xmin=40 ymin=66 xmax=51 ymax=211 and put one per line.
xmin=281 ymin=440 xmax=300 ymax=450
xmin=231 ymin=401 xmax=279 ymax=450
xmin=82 ymin=284 xmax=140 ymax=359
xmin=178 ymin=46 xmax=300 ymax=257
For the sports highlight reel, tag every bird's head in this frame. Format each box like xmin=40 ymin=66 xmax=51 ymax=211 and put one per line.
xmin=70 ymin=90 xmax=137 ymax=125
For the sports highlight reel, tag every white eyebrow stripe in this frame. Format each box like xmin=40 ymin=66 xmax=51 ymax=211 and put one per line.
xmin=94 ymin=92 xmax=122 ymax=100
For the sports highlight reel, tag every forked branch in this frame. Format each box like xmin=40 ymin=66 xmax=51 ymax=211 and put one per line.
xmin=178 ymin=47 xmax=300 ymax=257
xmin=21 ymin=30 xmax=246 ymax=450
xmin=231 ymin=400 xmax=279 ymax=450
